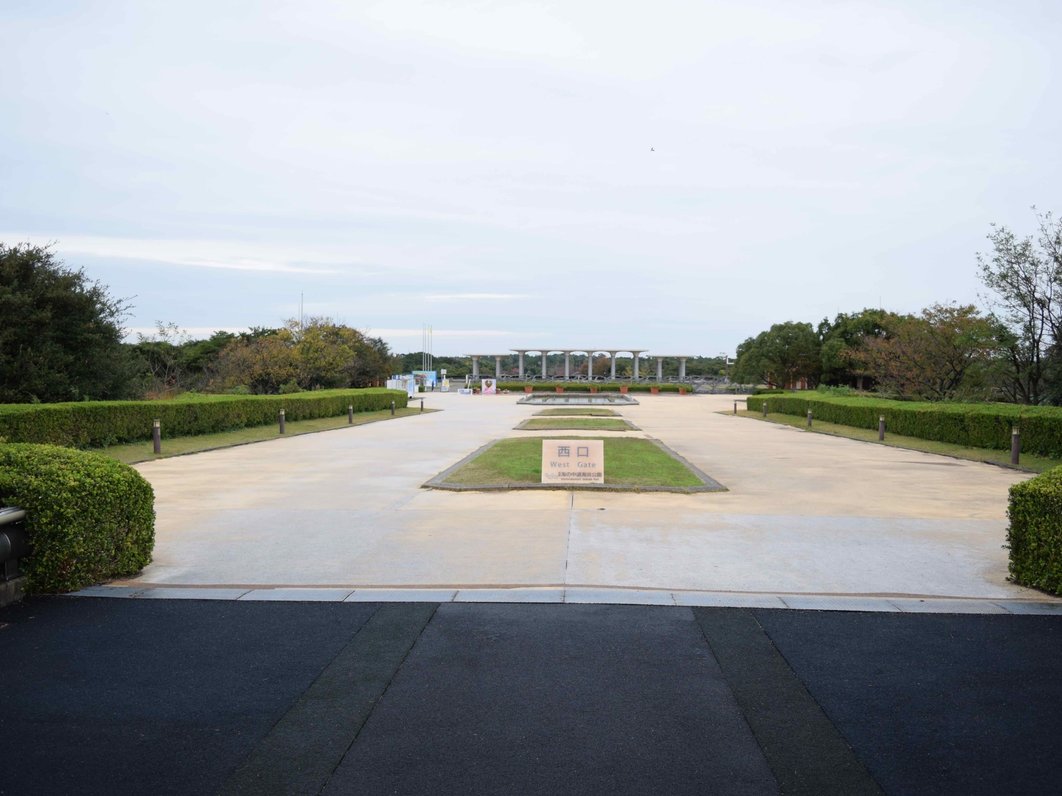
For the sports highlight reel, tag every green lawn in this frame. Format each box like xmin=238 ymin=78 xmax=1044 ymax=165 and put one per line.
xmin=533 ymin=408 xmax=619 ymax=417
xmin=94 ymin=407 xmax=436 ymax=464
xmin=438 ymin=437 xmax=707 ymax=488
xmin=516 ymin=418 xmax=633 ymax=432
xmin=734 ymin=411 xmax=1062 ymax=472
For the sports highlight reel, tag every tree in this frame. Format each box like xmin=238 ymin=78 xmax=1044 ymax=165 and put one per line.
xmin=977 ymin=208 xmax=1062 ymax=404
xmin=0 ymin=243 xmax=141 ymax=402
xmin=849 ymin=304 xmax=998 ymax=400
xmin=817 ymin=309 xmax=899 ymax=389
xmin=732 ymin=322 xmax=821 ymax=388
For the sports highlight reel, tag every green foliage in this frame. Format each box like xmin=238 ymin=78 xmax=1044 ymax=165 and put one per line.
xmin=0 ymin=444 xmax=155 ymax=592
xmin=1007 ymin=466 xmax=1062 ymax=595
xmin=0 ymin=388 xmax=407 ymax=448
xmin=745 ymin=393 xmax=1062 ymax=457
xmin=0 ymin=242 xmax=142 ymax=402
xmin=817 ymin=308 xmax=899 ymax=388
xmin=732 ymin=322 xmax=821 ymax=388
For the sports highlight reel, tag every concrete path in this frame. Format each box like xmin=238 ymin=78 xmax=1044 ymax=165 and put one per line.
xmin=3 ymin=597 xmax=1061 ymax=795
xmin=120 ymin=392 xmax=1058 ymax=607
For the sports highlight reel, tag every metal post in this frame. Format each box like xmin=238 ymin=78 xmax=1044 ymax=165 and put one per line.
xmin=348 ymin=405 xmax=354 ymax=424
xmin=806 ymin=408 xmax=812 ymax=427
xmin=733 ymin=400 xmax=738 ymax=415
xmin=420 ymin=399 xmax=424 ymax=412
xmin=152 ymin=419 xmax=161 ymax=454
xmin=1011 ymin=426 xmax=1021 ymax=466
xmin=762 ymin=401 xmax=768 ymax=417
xmin=278 ymin=409 xmax=286 ymax=434
xmin=390 ymin=400 xmax=395 ymax=416
xmin=878 ymin=415 xmax=885 ymax=441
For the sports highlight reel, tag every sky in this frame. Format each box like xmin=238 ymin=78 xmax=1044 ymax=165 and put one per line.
xmin=2 ymin=0 xmax=1059 ymax=357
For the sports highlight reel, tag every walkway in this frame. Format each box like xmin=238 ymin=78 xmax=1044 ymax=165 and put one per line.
xmin=116 ymin=392 xmax=1057 ymax=610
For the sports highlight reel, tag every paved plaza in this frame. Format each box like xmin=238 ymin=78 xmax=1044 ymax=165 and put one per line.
xmin=107 ymin=392 xmax=1058 ymax=610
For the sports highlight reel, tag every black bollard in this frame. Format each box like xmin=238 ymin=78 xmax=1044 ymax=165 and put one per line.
xmin=420 ymin=399 xmax=424 ymax=412
xmin=762 ymin=401 xmax=768 ymax=417
xmin=806 ymin=408 xmax=812 ymax=427
xmin=878 ymin=415 xmax=885 ymax=441
xmin=1011 ymin=426 xmax=1021 ymax=466
xmin=278 ymin=409 xmax=286 ymax=434
xmin=390 ymin=400 xmax=395 ymax=416
xmin=733 ymin=400 xmax=737 ymax=415
xmin=347 ymin=405 xmax=354 ymax=424
xmin=152 ymin=419 xmax=161 ymax=454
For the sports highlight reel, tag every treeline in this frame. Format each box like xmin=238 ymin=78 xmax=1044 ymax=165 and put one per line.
xmin=732 ymin=209 xmax=1062 ymax=404
xmin=0 ymin=243 xmax=394 ymax=402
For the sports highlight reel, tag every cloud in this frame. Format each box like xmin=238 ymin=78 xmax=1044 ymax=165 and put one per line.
xmin=424 ymin=293 xmax=533 ymax=302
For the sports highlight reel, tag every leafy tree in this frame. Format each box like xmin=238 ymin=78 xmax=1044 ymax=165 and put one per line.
xmin=977 ymin=208 xmax=1062 ymax=404
xmin=0 ymin=243 xmax=141 ymax=402
xmin=817 ymin=309 xmax=898 ymax=389
xmin=850 ymin=304 xmax=998 ymax=400
xmin=732 ymin=322 xmax=821 ymax=388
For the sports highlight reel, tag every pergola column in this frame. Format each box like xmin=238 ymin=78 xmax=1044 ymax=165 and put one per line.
xmin=494 ymin=355 xmax=503 ymax=379
xmin=517 ymin=351 xmax=525 ymax=379
xmin=471 ymin=356 xmax=480 ymax=379
xmin=542 ymin=351 xmax=548 ymax=378
xmin=563 ymin=351 xmax=571 ymax=381
xmin=609 ymin=351 xmax=617 ymax=380
xmin=632 ymin=351 xmax=642 ymax=380
xmin=679 ymin=357 xmax=687 ymax=381
xmin=655 ymin=357 xmax=664 ymax=381
xmin=586 ymin=349 xmax=594 ymax=378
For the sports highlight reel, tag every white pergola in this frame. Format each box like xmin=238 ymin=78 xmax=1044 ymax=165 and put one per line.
xmin=467 ymin=349 xmax=693 ymax=381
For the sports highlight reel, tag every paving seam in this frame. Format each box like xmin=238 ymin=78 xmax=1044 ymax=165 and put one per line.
xmin=694 ymin=607 xmax=883 ymax=796
xmin=218 ymin=602 xmax=438 ymax=796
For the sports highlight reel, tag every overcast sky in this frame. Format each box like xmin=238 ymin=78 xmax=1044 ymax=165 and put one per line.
xmin=3 ymin=1 xmax=1059 ymax=357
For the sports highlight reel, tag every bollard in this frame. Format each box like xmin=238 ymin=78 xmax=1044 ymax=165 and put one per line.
xmin=762 ymin=401 xmax=768 ymax=417
xmin=878 ymin=415 xmax=885 ymax=441
xmin=733 ymin=400 xmax=738 ymax=415
xmin=420 ymin=399 xmax=424 ymax=412
xmin=390 ymin=400 xmax=395 ymax=416
xmin=278 ymin=409 xmax=286 ymax=434
xmin=152 ymin=419 xmax=161 ymax=454
xmin=1011 ymin=426 xmax=1021 ymax=466
xmin=347 ymin=405 xmax=354 ymax=424
xmin=806 ymin=408 xmax=813 ymax=427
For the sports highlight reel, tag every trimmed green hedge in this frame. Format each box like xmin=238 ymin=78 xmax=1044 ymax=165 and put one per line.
xmin=0 ymin=388 xmax=408 ymax=448
xmin=1007 ymin=466 xmax=1062 ymax=595
xmin=497 ymin=381 xmax=688 ymax=393
xmin=0 ymin=444 xmax=155 ymax=593
xmin=745 ymin=394 xmax=1062 ymax=458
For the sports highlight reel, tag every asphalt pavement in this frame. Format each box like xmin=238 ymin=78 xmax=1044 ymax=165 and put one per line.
xmin=3 ymin=597 xmax=1060 ymax=795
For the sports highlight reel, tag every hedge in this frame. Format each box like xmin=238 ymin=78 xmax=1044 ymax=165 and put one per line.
xmin=0 ymin=444 xmax=155 ymax=593
xmin=1007 ymin=466 xmax=1062 ymax=595
xmin=744 ymin=394 xmax=1062 ymax=458
xmin=497 ymin=381 xmax=688 ymax=393
xmin=0 ymin=388 xmax=409 ymax=448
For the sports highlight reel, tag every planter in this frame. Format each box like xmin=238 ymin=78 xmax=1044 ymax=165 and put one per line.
xmin=679 ymin=387 xmax=687 ymax=395
xmin=524 ymin=386 xmax=533 ymax=394
xmin=590 ymin=386 xmax=598 ymax=394
xmin=650 ymin=386 xmax=660 ymax=395
xmin=619 ymin=385 xmax=629 ymax=394
xmin=556 ymin=387 xmax=564 ymax=394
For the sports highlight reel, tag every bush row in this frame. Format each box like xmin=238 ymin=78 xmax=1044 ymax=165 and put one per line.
xmin=744 ymin=394 xmax=1062 ymax=457
xmin=0 ymin=444 xmax=155 ymax=593
xmin=0 ymin=388 xmax=409 ymax=448
xmin=497 ymin=381 xmax=689 ymax=393
xmin=1007 ymin=466 xmax=1062 ymax=595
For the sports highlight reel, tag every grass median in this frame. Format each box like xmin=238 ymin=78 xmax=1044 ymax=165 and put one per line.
xmin=94 ymin=407 xmax=437 ymax=465
xmin=533 ymin=408 xmax=619 ymax=417
xmin=431 ymin=437 xmax=718 ymax=490
xmin=516 ymin=418 xmax=634 ymax=432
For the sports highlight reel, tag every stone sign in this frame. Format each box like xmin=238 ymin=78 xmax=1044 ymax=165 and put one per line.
xmin=541 ymin=439 xmax=604 ymax=485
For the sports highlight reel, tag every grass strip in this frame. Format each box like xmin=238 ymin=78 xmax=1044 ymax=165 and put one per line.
xmin=533 ymin=408 xmax=619 ymax=417
xmin=94 ymin=407 xmax=436 ymax=465
xmin=440 ymin=437 xmax=704 ymax=488
xmin=516 ymin=418 xmax=633 ymax=432
xmin=732 ymin=411 xmax=1062 ymax=473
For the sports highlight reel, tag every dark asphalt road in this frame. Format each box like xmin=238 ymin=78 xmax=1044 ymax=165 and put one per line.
xmin=1 ymin=598 xmax=1060 ymax=795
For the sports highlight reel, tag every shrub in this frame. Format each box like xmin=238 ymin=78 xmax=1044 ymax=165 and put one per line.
xmin=1007 ymin=466 xmax=1062 ymax=595
xmin=0 ymin=388 xmax=407 ymax=448
xmin=0 ymin=444 xmax=155 ymax=593
xmin=744 ymin=394 xmax=1062 ymax=458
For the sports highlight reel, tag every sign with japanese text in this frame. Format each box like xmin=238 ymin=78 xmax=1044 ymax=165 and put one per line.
xmin=541 ymin=439 xmax=604 ymax=485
